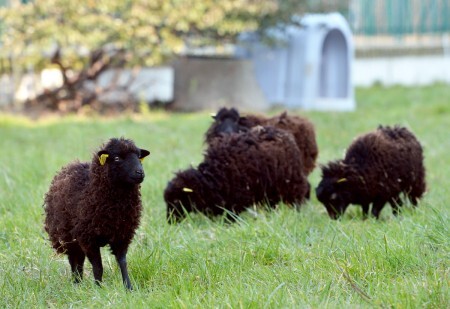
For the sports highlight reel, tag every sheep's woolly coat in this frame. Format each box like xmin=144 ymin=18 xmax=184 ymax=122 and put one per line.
xmin=44 ymin=138 xmax=149 ymax=289
xmin=316 ymin=125 xmax=426 ymax=219
xmin=205 ymin=108 xmax=318 ymax=175
xmin=165 ymin=126 xmax=309 ymax=222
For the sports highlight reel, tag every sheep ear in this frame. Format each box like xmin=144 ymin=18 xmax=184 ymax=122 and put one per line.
xmin=97 ymin=150 xmax=109 ymax=166
xmin=139 ymin=149 xmax=150 ymax=162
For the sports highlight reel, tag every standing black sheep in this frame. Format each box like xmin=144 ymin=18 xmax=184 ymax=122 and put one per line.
xmin=316 ymin=125 xmax=426 ymax=219
xmin=205 ymin=107 xmax=318 ymax=176
xmin=44 ymin=138 xmax=150 ymax=289
xmin=165 ymin=126 xmax=309 ymax=223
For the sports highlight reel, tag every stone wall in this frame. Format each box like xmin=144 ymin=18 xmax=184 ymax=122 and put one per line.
xmin=171 ymin=57 xmax=269 ymax=112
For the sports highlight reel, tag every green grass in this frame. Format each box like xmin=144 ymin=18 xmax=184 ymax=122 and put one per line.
xmin=0 ymin=84 xmax=449 ymax=308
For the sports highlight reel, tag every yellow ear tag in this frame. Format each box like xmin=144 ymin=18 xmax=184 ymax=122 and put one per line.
xmin=337 ymin=178 xmax=347 ymax=183
xmin=182 ymin=187 xmax=193 ymax=192
xmin=139 ymin=158 xmax=144 ymax=162
xmin=99 ymin=154 xmax=109 ymax=166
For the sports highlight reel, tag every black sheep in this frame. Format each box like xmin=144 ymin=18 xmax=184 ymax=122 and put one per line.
xmin=44 ymin=138 xmax=150 ymax=289
xmin=205 ymin=107 xmax=318 ymax=176
xmin=316 ymin=125 xmax=426 ymax=219
xmin=165 ymin=126 xmax=309 ymax=223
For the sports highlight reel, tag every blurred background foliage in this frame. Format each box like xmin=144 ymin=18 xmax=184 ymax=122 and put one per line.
xmin=0 ymin=0 xmax=319 ymax=70
xmin=2 ymin=0 xmax=349 ymax=113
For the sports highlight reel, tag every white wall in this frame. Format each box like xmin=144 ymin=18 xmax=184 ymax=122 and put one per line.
xmin=353 ymin=55 xmax=450 ymax=86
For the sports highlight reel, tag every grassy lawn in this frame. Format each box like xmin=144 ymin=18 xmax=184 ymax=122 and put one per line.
xmin=0 ymin=84 xmax=448 ymax=308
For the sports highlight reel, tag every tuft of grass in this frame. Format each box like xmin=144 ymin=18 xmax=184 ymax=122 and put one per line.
xmin=0 ymin=84 xmax=449 ymax=308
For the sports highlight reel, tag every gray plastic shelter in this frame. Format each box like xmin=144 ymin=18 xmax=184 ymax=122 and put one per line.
xmin=237 ymin=12 xmax=355 ymax=111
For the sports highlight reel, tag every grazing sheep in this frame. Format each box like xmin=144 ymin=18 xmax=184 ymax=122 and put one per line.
xmin=44 ymin=138 xmax=150 ymax=289
xmin=205 ymin=107 xmax=318 ymax=176
xmin=316 ymin=125 xmax=426 ymax=219
xmin=165 ymin=126 xmax=309 ymax=223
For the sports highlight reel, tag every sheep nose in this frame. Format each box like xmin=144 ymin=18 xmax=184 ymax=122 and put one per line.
xmin=223 ymin=126 xmax=235 ymax=133
xmin=135 ymin=169 xmax=144 ymax=178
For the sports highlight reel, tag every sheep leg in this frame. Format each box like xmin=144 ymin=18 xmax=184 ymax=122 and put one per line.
xmin=408 ymin=189 xmax=421 ymax=207
xmin=389 ymin=196 xmax=403 ymax=216
xmin=408 ymin=178 xmax=426 ymax=207
xmin=390 ymin=201 xmax=399 ymax=216
xmin=361 ymin=204 xmax=369 ymax=219
xmin=305 ymin=182 xmax=311 ymax=200
xmin=409 ymin=196 xmax=418 ymax=207
xmin=112 ymin=249 xmax=132 ymax=290
xmin=86 ymin=247 xmax=103 ymax=286
xmin=68 ymin=245 xmax=85 ymax=283
xmin=371 ymin=200 xmax=386 ymax=219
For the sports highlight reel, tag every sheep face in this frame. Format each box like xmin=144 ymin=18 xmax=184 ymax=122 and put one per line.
xmin=210 ymin=107 xmax=241 ymax=135
xmin=164 ymin=170 xmax=199 ymax=223
xmin=97 ymin=148 xmax=150 ymax=185
xmin=315 ymin=177 xmax=352 ymax=219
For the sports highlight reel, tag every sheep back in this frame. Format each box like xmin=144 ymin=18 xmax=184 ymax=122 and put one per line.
xmin=166 ymin=126 xmax=309 ymax=222
xmin=205 ymin=108 xmax=318 ymax=175
xmin=263 ymin=112 xmax=318 ymax=175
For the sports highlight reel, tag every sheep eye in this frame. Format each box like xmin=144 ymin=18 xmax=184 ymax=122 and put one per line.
xmin=330 ymin=193 xmax=337 ymax=200
xmin=114 ymin=156 xmax=120 ymax=162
